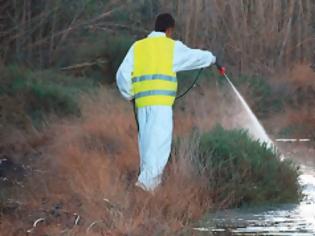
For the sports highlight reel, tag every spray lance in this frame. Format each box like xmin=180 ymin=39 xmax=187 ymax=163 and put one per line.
xmin=175 ymin=60 xmax=275 ymax=148
xmin=132 ymin=61 xmax=258 ymax=140
xmin=215 ymin=62 xmax=275 ymax=147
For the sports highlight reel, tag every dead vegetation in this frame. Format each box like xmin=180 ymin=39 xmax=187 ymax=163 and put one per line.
xmin=0 ymin=88 xmax=212 ymax=235
xmin=0 ymin=0 xmax=314 ymax=74
xmin=0 ymin=82 xmax=302 ymax=235
xmin=161 ymin=0 xmax=315 ymax=74
xmin=0 ymin=1 xmax=313 ymax=234
xmin=263 ymin=64 xmax=315 ymax=141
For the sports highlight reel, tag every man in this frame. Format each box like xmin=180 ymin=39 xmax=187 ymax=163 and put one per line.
xmin=116 ymin=13 xmax=217 ymax=192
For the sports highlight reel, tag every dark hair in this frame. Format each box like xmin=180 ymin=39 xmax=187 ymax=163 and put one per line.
xmin=154 ymin=13 xmax=175 ymax=32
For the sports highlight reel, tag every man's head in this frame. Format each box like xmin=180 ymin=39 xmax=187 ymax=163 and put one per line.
xmin=155 ymin=13 xmax=175 ymax=38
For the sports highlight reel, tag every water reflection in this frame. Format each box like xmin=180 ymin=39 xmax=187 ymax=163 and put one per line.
xmin=193 ymin=172 xmax=315 ymax=235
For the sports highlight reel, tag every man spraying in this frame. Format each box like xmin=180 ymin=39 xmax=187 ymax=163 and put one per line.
xmin=116 ymin=13 xmax=218 ymax=192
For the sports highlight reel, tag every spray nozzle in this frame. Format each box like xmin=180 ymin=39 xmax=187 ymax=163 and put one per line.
xmin=215 ymin=62 xmax=226 ymax=76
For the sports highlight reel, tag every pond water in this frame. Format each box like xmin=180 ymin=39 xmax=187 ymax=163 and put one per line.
xmin=193 ymin=159 xmax=315 ymax=235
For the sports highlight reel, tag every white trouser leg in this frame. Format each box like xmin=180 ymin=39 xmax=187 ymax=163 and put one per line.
xmin=136 ymin=106 xmax=173 ymax=191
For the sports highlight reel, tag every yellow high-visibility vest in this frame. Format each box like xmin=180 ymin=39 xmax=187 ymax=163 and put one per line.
xmin=132 ymin=36 xmax=177 ymax=108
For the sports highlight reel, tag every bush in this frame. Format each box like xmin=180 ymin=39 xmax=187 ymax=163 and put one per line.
xmin=103 ymin=33 xmax=135 ymax=78
xmin=55 ymin=32 xmax=134 ymax=83
xmin=192 ymin=125 xmax=301 ymax=208
xmin=0 ymin=66 xmax=97 ymax=127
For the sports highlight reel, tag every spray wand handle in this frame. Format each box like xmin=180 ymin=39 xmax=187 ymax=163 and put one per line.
xmin=215 ymin=62 xmax=226 ymax=76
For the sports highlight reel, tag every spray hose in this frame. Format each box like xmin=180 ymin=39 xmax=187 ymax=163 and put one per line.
xmin=132 ymin=62 xmax=226 ymax=130
xmin=175 ymin=62 xmax=226 ymax=100
xmin=175 ymin=68 xmax=204 ymax=100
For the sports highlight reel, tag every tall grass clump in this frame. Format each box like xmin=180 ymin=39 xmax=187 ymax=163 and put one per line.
xmin=0 ymin=88 xmax=212 ymax=235
xmin=195 ymin=125 xmax=301 ymax=208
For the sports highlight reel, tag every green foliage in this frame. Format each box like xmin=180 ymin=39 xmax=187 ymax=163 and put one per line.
xmin=103 ymin=34 xmax=134 ymax=78
xmin=0 ymin=66 xmax=97 ymax=127
xmin=57 ymin=32 xmax=134 ymax=83
xmin=194 ymin=125 xmax=301 ymax=207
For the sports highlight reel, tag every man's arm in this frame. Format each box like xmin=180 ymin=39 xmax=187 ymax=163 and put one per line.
xmin=173 ymin=41 xmax=216 ymax=72
xmin=116 ymin=45 xmax=134 ymax=100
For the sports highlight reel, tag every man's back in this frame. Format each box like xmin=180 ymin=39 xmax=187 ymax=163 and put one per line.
xmin=132 ymin=36 xmax=177 ymax=108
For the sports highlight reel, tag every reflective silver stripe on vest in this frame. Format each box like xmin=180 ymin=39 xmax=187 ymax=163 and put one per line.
xmin=132 ymin=74 xmax=177 ymax=83
xmin=135 ymin=90 xmax=177 ymax=99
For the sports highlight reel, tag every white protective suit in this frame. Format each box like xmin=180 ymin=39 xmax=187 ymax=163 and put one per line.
xmin=116 ymin=31 xmax=216 ymax=191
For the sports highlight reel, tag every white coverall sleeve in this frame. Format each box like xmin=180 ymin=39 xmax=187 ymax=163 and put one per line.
xmin=116 ymin=44 xmax=134 ymax=100
xmin=173 ymin=41 xmax=216 ymax=72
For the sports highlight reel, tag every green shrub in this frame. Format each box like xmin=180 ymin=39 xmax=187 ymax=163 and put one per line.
xmin=103 ymin=34 xmax=135 ymax=79
xmin=192 ymin=125 xmax=301 ymax=207
xmin=56 ymin=32 xmax=134 ymax=83
xmin=0 ymin=66 xmax=97 ymax=127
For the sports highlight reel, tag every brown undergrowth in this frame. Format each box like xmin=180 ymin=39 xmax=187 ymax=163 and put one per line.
xmin=2 ymin=67 xmax=309 ymax=234
xmin=264 ymin=64 xmax=315 ymax=141
xmin=0 ymin=87 xmax=211 ymax=235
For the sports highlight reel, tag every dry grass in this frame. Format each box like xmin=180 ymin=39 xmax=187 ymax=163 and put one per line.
xmin=1 ymin=66 xmax=310 ymax=234
xmin=264 ymin=64 xmax=315 ymax=138
xmin=289 ymin=65 xmax=315 ymax=86
xmin=0 ymin=87 xmax=211 ymax=235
